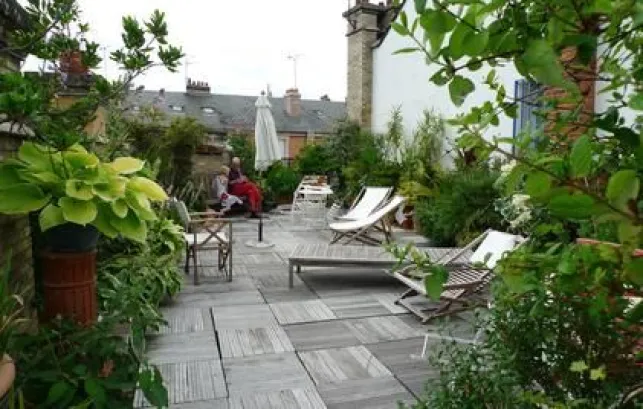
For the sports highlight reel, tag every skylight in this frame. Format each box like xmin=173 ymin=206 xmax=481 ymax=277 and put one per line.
xmin=169 ymin=105 xmax=184 ymax=112
xmin=202 ymin=107 xmax=216 ymax=115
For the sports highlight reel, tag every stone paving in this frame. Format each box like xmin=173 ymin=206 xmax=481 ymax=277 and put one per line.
xmin=135 ymin=214 xmax=479 ymax=409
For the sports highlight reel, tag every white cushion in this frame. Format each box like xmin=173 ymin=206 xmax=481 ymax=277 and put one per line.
xmin=469 ymin=231 xmax=519 ymax=269
xmin=184 ymin=232 xmax=228 ymax=246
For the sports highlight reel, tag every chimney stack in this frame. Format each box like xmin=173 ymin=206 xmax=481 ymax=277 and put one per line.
xmin=186 ymin=78 xmax=211 ymax=95
xmin=284 ymin=88 xmax=302 ymax=117
xmin=321 ymin=94 xmax=330 ymax=101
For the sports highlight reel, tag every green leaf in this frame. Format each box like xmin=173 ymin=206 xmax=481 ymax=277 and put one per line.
xmin=449 ymin=23 xmax=472 ymax=60
xmin=414 ymin=0 xmax=427 ymax=13
xmin=92 ymin=204 xmax=119 ymax=238
xmin=107 ymin=157 xmax=145 ymax=174
xmin=19 ymin=142 xmax=56 ymax=171
xmin=570 ymin=360 xmax=589 ymax=373
xmin=606 ymin=170 xmax=639 ymax=209
xmin=110 ymin=211 xmax=147 ymax=243
xmin=393 ymin=47 xmax=420 ymax=55
xmin=63 ymin=151 xmax=100 ymax=170
xmin=448 ymin=75 xmax=475 ymax=106
xmin=589 ymin=366 xmax=606 ymax=381
xmin=525 ymin=172 xmax=552 ymax=198
xmin=523 ymin=40 xmax=567 ymax=87
xmin=0 ymin=164 xmax=24 ymax=187
xmin=570 ymin=135 xmax=593 ymax=177
xmin=111 ymin=199 xmax=129 ymax=218
xmin=66 ymin=180 xmax=94 ymax=200
xmin=59 ymin=197 xmax=98 ymax=225
xmin=629 ymin=93 xmax=643 ymax=111
xmin=92 ymin=176 xmax=128 ymax=201
xmin=85 ymin=378 xmax=107 ymax=404
xmin=46 ymin=381 xmax=70 ymax=404
xmin=420 ymin=9 xmax=456 ymax=35
xmin=423 ymin=266 xmax=448 ymax=301
xmin=391 ymin=22 xmax=409 ymax=36
xmin=128 ymin=177 xmax=168 ymax=201
xmin=39 ymin=204 xmax=65 ymax=232
xmin=430 ymin=70 xmax=450 ymax=86
xmin=625 ymin=258 xmax=643 ymax=286
xmin=462 ymin=30 xmax=489 ymax=57
xmin=548 ymin=193 xmax=595 ymax=219
xmin=0 ymin=184 xmax=50 ymax=214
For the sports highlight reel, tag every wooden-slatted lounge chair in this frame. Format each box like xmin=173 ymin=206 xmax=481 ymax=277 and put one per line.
xmin=391 ymin=230 xmax=526 ymax=323
xmin=337 ymin=186 xmax=393 ymax=221
xmin=171 ymin=198 xmax=233 ymax=285
xmin=328 ymin=195 xmax=406 ymax=246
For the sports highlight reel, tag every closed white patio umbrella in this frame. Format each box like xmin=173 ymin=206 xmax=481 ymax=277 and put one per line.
xmin=246 ymin=91 xmax=281 ymax=248
xmin=254 ymin=92 xmax=282 ymax=171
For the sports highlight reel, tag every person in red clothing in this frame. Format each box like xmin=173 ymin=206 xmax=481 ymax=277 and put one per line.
xmin=228 ymin=157 xmax=262 ymax=217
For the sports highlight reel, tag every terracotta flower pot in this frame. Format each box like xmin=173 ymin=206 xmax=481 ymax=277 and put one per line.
xmin=0 ymin=354 xmax=16 ymax=406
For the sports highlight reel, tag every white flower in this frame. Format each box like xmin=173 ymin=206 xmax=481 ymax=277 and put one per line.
xmin=500 ymin=160 xmax=517 ymax=175
xmin=511 ymin=194 xmax=531 ymax=208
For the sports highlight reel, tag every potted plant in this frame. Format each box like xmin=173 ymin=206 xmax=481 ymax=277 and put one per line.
xmin=0 ymin=253 xmax=27 ymax=409
xmin=0 ymin=142 xmax=168 ymax=323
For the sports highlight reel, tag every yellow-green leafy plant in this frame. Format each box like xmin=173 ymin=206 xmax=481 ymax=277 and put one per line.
xmin=0 ymin=142 xmax=168 ymax=242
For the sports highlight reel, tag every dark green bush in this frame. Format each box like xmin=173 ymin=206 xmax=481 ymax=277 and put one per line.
xmin=416 ymin=167 xmax=502 ymax=246
xmin=294 ymin=143 xmax=334 ymax=175
xmin=264 ymin=162 xmax=300 ymax=199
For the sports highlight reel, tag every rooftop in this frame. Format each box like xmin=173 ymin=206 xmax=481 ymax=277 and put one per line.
xmin=134 ymin=212 xmax=479 ymax=408
xmin=125 ymin=90 xmax=347 ymax=135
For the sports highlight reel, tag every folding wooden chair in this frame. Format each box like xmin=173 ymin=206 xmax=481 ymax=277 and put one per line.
xmin=328 ymin=195 xmax=406 ymax=246
xmin=390 ymin=230 xmax=526 ymax=323
xmin=171 ymin=198 xmax=233 ymax=285
xmin=337 ymin=186 xmax=393 ymax=221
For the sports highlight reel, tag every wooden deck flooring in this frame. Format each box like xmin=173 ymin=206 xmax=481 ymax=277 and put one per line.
xmin=136 ymin=215 xmax=479 ymax=408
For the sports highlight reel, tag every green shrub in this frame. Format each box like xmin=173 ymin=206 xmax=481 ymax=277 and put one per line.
xmin=226 ymin=133 xmax=256 ymax=180
xmin=416 ymin=167 xmax=502 ymax=246
xmin=264 ymin=162 xmax=300 ymax=199
xmin=294 ymin=143 xmax=334 ymax=175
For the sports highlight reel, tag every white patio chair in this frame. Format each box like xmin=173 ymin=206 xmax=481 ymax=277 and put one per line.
xmin=328 ymin=195 xmax=406 ymax=245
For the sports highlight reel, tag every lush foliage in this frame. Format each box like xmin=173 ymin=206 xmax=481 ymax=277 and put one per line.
xmin=0 ymin=253 xmax=27 ymax=360
xmin=226 ymin=133 xmax=257 ymax=180
xmin=293 ymin=144 xmax=334 ymax=176
xmin=416 ymin=166 xmax=502 ymax=246
xmin=12 ymin=317 xmax=167 ymax=409
xmin=0 ymin=142 xmax=168 ymax=243
xmin=392 ymin=0 xmax=643 ymax=406
xmin=263 ymin=161 xmax=300 ymax=200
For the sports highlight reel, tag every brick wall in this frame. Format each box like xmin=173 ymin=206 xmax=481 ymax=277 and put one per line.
xmin=0 ymin=131 xmax=35 ymax=311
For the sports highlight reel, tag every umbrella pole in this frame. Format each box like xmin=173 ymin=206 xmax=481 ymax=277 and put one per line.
xmin=258 ymin=205 xmax=263 ymax=242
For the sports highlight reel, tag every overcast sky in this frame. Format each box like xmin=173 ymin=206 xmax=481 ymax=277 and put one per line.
xmin=22 ymin=0 xmax=349 ymax=101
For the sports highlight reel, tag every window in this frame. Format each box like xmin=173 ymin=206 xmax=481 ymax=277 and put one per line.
xmin=169 ymin=105 xmax=184 ymax=112
xmin=278 ymin=137 xmax=288 ymax=159
xmin=131 ymin=105 xmax=140 ymax=112
xmin=202 ymin=107 xmax=216 ymax=115
xmin=513 ymin=80 xmax=544 ymax=151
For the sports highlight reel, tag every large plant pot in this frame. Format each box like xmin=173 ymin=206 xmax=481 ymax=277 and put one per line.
xmin=0 ymin=354 xmax=15 ymax=408
xmin=44 ymin=223 xmax=99 ymax=253
xmin=41 ymin=250 xmax=97 ymax=326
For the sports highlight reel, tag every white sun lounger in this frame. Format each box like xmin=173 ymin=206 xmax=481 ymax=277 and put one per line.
xmin=338 ymin=186 xmax=393 ymax=221
xmin=328 ymin=195 xmax=406 ymax=246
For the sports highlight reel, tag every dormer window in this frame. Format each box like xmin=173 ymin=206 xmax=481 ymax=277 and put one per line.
xmin=202 ymin=107 xmax=216 ymax=115
xmin=131 ymin=105 xmax=140 ymax=112
xmin=169 ymin=105 xmax=184 ymax=112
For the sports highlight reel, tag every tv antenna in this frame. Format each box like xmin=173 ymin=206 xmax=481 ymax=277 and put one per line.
xmin=287 ymin=54 xmax=302 ymax=88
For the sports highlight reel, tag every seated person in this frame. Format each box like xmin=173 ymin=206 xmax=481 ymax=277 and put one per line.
xmin=215 ymin=166 xmax=244 ymax=212
xmin=228 ymin=157 xmax=262 ymax=217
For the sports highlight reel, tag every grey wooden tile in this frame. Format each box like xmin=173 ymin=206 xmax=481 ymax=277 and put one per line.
xmin=211 ymin=304 xmax=278 ymax=330
xmin=317 ymin=377 xmax=415 ymax=409
xmin=174 ymin=290 xmax=265 ymax=308
xmin=345 ymin=316 xmax=423 ymax=344
xmin=134 ymin=360 xmax=227 ymax=407
xmin=366 ymin=337 xmax=436 ymax=397
xmin=228 ymin=388 xmax=327 ymax=409
xmin=252 ymin=271 xmax=303 ymax=289
xmin=180 ymin=277 xmax=257 ymax=294
xmin=270 ymin=300 xmax=337 ymax=325
xmin=224 ymin=353 xmax=314 ymax=396
xmin=156 ymin=307 xmax=213 ymax=334
xmin=372 ymin=293 xmax=413 ymax=315
xmin=219 ymin=326 xmax=294 ymax=358
xmin=235 ymin=252 xmax=285 ymax=266
xmin=146 ymin=332 xmax=219 ymax=364
xmin=299 ymin=346 xmax=391 ymax=385
xmin=284 ymin=321 xmax=361 ymax=351
xmin=322 ymin=295 xmax=392 ymax=319
xmin=259 ymin=287 xmax=318 ymax=303
xmin=171 ymin=399 xmax=229 ymax=409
